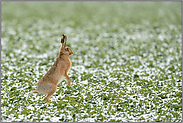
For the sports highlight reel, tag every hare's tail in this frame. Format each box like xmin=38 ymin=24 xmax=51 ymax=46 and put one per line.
xmin=30 ymin=89 xmax=39 ymax=94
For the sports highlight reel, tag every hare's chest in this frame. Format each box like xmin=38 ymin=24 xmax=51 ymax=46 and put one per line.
xmin=57 ymin=76 xmax=65 ymax=85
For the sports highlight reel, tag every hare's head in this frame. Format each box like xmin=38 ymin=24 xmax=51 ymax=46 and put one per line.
xmin=60 ymin=35 xmax=73 ymax=56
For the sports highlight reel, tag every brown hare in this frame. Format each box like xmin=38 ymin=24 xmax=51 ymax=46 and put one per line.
xmin=30 ymin=35 xmax=73 ymax=102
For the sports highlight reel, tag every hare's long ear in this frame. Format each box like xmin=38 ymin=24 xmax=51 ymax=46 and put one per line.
xmin=64 ymin=35 xmax=67 ymax=46
xmin=61 ymin=34 xmax=66 ymax=48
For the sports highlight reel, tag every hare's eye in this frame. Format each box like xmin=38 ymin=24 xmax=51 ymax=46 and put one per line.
xmin=66 ymin=48 xmax=69 ymax=50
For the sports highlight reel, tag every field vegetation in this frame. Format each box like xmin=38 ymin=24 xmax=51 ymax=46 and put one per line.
xmin=1 ymin=1 xmax=182 ymax=122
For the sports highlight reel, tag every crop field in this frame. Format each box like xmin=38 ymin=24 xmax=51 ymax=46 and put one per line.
xmin=1 ymin=1 xmax=182 ymax=122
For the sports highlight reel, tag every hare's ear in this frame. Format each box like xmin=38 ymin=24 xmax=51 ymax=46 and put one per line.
xmin=61 ymin=34 xmax=66 ymax=48
xmin=64 ymin=35 xmax=67 ymax=46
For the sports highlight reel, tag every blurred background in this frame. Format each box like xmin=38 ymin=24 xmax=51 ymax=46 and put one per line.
xmin=2 ymin=1 xmax=181 ymax=26
xmin=1 ymin=1 xmax=181 ymax=58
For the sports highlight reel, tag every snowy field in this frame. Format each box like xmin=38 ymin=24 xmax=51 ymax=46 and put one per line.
xmin=1 ymin=1 xmax=182 ymax=122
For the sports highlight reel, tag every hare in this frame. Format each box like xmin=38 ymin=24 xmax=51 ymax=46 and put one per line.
xmin=30 ymin=35 xmax=73 ymax=102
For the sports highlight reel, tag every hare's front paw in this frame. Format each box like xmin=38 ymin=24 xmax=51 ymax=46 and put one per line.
xmin=44 ymin=98 xmax=50 ymax=103
xmin=67 ymin=82 xmax=71 ymax=87
xmin=68 ymin=83 xmax=71 ymax=87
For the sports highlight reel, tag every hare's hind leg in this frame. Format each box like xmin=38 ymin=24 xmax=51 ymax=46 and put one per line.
xmin=44 ymin=85 xmax=57 ymax=103
xmin=37 ymin=83 xmax=57 ymax=102
xmin=64 ymin=74 xmax=71 ymax=87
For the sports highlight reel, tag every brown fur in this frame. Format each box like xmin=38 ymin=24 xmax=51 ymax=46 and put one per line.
xmin=30 ymin=35 xmax=73 ymax=102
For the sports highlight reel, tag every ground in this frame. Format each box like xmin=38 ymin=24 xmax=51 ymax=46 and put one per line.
xmin=1 ymin=1 xmax=182 ymax=122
